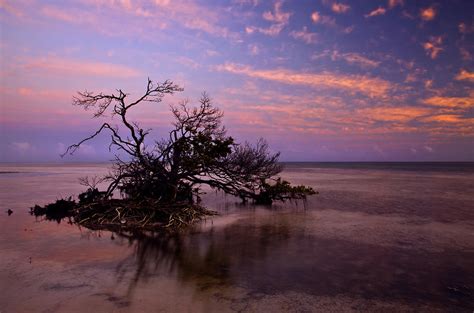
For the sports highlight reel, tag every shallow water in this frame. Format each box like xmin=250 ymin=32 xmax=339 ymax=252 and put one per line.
xmin=1 ymin=163 xmax=473 ymax=312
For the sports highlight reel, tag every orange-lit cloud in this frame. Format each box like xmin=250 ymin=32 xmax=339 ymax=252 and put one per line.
xmin=420 ymin=7 xmax=436 ymax=21
xmin=423 ymin=96 xmax=474 ymax=109
xmin=24 ymin=57 xmax=142 ymax=78
xmin=331 ymin=3 xmax=350 ymax=14
xmin=359 ymin=107 xmax=431 ymax=122
xmin=365 ymin=7 xmax=386 ymax=18
xmin=290 ymin=27 xmax=318 ymax=44
xmin=455 ymin=69 xmax=474 ymax=82
xmin=388 ymin=0 xmax=404 ymax=9
xmin=422 ymin=115 xmax=473 ymax=123
xmin=423 ymin=36 xmax=443 ymax=59
xmin=216 ymin=63 xmax=392 ymax=98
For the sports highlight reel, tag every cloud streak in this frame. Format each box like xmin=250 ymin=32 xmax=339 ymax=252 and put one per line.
xmin=365 ymin=7 xmax=386 ymax=18
xmin=455 ymin=70 xmax=474 ymax=82
xmin=216 ymin=63 xmax=392 ymax=98
xmin=24 ymin=57 xmax=142 ymax=78
xmin=423 ymin=95 xmax=474 ymax=109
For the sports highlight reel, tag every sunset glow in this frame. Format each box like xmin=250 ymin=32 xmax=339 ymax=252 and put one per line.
xmin=1 ymin=0 xmax=473 ymax=161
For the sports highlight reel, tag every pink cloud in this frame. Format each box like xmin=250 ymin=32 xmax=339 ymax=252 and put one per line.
xmin=216 ymin=63 xmax=393 ymax=98
xmin=0 ymin=0 xmax=24 ymax=17
xmin=41 ymin=6 xmax=81 ymax=23
xmin=24 ymin=57 xmax=142 ymax=78
xmin=365 ymin=7 xmax=386 ymax=18
xmin=311 ymin=11 xmax=321 ymax=23
xmin=290 ymin=27 xmax=318 ymax=44
xmin=331 ymin=3 xmax=350 ymax=14
xmin=248 ymin=0 xmax=291 ymax=36
xmin=311 ymin=11 xmax=337 ymax=28
xmin=388 ymin=0 xmax=404 ymax=9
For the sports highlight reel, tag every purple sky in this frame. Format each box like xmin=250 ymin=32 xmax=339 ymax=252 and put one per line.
xmin=1 ymin=0 xmax=473 ymax=162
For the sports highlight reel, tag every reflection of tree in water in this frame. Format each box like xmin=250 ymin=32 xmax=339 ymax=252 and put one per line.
xmin=114 ymin=217 xmax=291 ymax=294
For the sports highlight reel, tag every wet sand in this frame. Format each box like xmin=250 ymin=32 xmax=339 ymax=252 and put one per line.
xmin=0 ymin=163 xmax=473 ymax=312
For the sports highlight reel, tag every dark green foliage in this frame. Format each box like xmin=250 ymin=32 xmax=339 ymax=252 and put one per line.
xmin=254 ymin=178 xmax=317 ymax=205
xmin=78 ymin=188 xmax=107 ymax=204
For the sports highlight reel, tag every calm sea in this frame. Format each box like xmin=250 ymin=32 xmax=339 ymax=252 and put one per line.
xmin=1 ymin=162 xmax=473 ymax=312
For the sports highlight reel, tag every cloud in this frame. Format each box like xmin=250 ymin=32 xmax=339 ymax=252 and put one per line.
xmin=388 ymin=0 xmax=404 ymax=9
xmin=311 ymin=11 xmax=320 ymax=23
xmin=216 ymin=63 xmax=392 ymax=98
xmin=41 ymin=6 xmax=87 ymax=23
xmin=424 ymin=146 xmax=433 ymax=153
xmin=154 ymin=0 xmax=171 ymax=6
xmin=0 ymin=0 xmax=24 ymax=17
xmin=424 ymin=80 xmax=433 ymax=89
xmin=331 ymin=3 xmax=350 ymax=14
xmin=455 ymin=69 xmax=474 ymax=82
xmin=76 ymin=143 xmax=96 ymax=156
xmin=423 ymin=96 xmax=474 ymax=109
xmin=422 ymin=115 xmax=472 ymax=123
xmin=43 ymin=1 xmax=236 ymax=40
xmin=423 ymin=36 xmax=443 ymax=59
xmin=11 ymin=142 xmax=34 ymax=154
xmin=233 ymin=0 xmax=259 ymax=6
xmin=24 ymin=56 xmax=141 ymax=78
xmin=365 ymin=7 xmax=386 ymax=18
xmin=359 ymin=107 xmax=431 ymax=122
xmin=262 ymin=0 xmax=290 ymax=23
xmin=311 ymin=11 xmax=336 ymax=28
xmin=176 ymin=56 xmax=201 ymax=69
xmin=420 ymin=7 xmax=436 ymax=21
xmin=311 ymin=50 xmax=380 ymax=68
xmin=290 ymin=27 xmax=318 ymax=44
xmin=459 ymin=47 xmax=472 ymax=61
xmin=459 ymin=22 xmax=474 ymax=34
xmin=249 ymin=0 xmax=291 ymax=36
xmin=248 ymin=44 xmax=260 ymax=55
xmin=205 ymin=49 xmax=219 ymax=57
xmin=333 ymin=52 xmax=380 ymax=68
xmin=14 ymin=87 xmax=72 ymax=101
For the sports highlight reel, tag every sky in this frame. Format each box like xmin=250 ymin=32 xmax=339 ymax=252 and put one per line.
xmin=0 ymin=0 xmax=473 ymax=162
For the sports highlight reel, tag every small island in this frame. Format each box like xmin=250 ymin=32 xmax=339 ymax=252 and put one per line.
xmin=31 ymin=79 xmax=315 ymax=231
